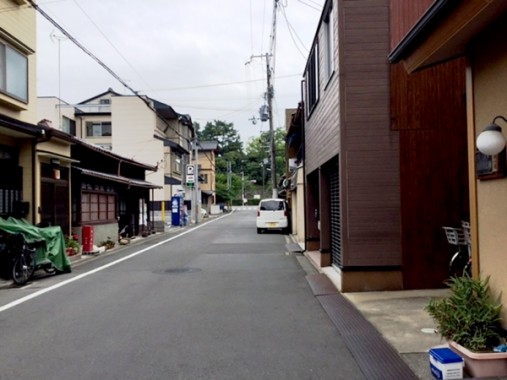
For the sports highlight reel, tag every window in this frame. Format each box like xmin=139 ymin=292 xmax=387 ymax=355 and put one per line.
xmin=323 ymin=4 xmax=335 ymax=81
xmin=172 ymin=154 xmax=181 ymax=174
xmin=62 ymin=116 xmax=76 ymax=136
xmin=0 ymin=42 xmax=28 ymax=102
xmin=86 ymin=121 xmax=111 ymax=137
xmin=306 ymin=44 xmax=319 ymax=115
xmin=99 ymin=99 xmax=110 ymax=104
xmin=81 ymin=192 xmax=116 ymax=223
xmin=259 ymin=200 xmax=285 ymax=211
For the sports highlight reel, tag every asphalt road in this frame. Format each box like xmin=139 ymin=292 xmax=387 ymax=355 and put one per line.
xmin=0 ymin=210 xmax=365 ymax=380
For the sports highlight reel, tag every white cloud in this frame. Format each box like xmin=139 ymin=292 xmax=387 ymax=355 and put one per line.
xmin=36 ymin=0 xmax=323 ymax=143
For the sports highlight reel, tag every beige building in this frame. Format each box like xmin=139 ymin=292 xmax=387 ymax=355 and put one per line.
xmin=197 ymin=141 xmax=218 ymax=212
xmin=38 ymin=89 xmax=195 ymax=229
xmin=390 ymin=1 xmax=507 ymax=320
xmin=0 ymin=0 xmax=75 ymax=233
xmin=285 ymin=106 xmax=305 ymax=247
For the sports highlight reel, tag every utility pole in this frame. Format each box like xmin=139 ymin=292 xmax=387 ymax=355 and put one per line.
xmin=265 ymin=53 xmax=277 ymax=198
xmin=241 ymin=171 xmax=245 ymax=206
xmin=226 ymin=161 xmax=232 ymax=208
xmin=246 ymin=0 xmax=279 ymax=198
xmin=194 ymin=138 xmax=200 ymax=224
xmin=50 ymin=32 xmax=67 ymax=130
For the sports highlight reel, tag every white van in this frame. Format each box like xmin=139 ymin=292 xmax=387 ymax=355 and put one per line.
xmin=256 ymin=198 xmax=289 ymax=234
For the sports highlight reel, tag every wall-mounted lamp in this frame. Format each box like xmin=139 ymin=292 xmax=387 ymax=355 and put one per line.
xmin=476 ymin=115 xmax=507 ymax=155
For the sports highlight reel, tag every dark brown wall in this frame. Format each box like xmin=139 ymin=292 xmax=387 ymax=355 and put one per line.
xmin=391 ymin=58 xmax=469 ymax=289
xmin=390 ymin=0 xmax=435 ymax=49
xmin=339 ymin=0 xmax=401 ymax=267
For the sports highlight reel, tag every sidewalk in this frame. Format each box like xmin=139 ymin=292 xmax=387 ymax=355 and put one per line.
xmin=302 ymin=250 xmax=462 ymax=379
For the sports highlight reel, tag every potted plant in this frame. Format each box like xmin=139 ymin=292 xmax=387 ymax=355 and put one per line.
xmin=65 ymin=235 xmax=80 ymax=257
xmin=426 ymin=274 xmax=507 ymax=377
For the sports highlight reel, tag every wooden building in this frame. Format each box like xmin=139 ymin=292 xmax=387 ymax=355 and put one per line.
xmin=301 ymin=0 xmax=469 ymax=290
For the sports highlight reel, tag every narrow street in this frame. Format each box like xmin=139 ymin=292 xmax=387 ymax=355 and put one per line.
xmin=0 ymin=210 xmax=365 ymax=380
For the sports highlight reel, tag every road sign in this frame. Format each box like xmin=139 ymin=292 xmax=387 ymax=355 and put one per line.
xmin=186 ymin=164 xmax=195 ymax=175
xmin=186 ymin=174 xmax=195 ymax=184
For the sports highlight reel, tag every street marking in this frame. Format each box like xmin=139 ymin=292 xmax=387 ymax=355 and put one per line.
xmin=0 ymin=213 xmax=230 ymax=314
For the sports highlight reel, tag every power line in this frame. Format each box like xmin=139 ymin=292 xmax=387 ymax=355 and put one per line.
xmin=27 ymin=0 xmax=189 ymax=143
xmin=144 ymin=73 xmax=301 ymax=92
xmin=295 ymin=0 xmax=322 ymax=11
xmin=71 ymin=0 xmax=153 ymax=92
xmin=280 ymin=4 xmax=309 ymax=58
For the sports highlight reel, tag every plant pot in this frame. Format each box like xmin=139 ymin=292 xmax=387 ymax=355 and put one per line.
xmin=449 ymin=341 xmax=507 ymax=378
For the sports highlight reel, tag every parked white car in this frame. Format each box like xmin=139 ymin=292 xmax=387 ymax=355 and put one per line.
xmin=256 ymin=198 xmax=289 ymax=234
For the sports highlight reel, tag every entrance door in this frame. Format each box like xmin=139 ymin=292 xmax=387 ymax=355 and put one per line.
xmin=40 ymin=163 xmax=70 ymax=235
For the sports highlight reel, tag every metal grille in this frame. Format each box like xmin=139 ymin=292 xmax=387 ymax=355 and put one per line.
xmin=329 ymin=160 xmax=341 ymax=266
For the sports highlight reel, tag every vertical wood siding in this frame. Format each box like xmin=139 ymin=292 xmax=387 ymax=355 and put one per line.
xmin=305 ymin=0 xmax=402 ymax=268
xmin=390 ymin=0 xmax=435 ymax=49
xmin=340 ymin=0 xmax=401 ymax=267
xmin=392 ymin=58 xmax=469 ymax=289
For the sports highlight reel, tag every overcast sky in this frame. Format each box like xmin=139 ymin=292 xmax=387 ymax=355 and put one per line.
xmin=36 ymin=0 xmax=324 ymax=144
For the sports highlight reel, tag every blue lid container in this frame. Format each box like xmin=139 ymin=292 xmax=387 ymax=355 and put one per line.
xmin=429 ymin=348 xmax=463 ymax=364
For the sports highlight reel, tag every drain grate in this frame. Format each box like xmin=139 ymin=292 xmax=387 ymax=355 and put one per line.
xmin=306 ymin=273 xmax=339 ymax=295
xmin=161 ymin=267 xmax=202 ymax=275
xmin=307 ymin=274 xmax=418 ymax=379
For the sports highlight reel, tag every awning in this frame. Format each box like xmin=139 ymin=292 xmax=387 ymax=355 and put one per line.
xmin=388 ymin=0 xmax=507 ymax=72
xmin=75 ymin=167 xmax=161 ymax=189
xmin=37 ymin=151 xmax=80 ymax=164
xmin=154 ymin=136 xmax=190 ymax=155
xmin=164 ymin=175 xmax=181 ymax=185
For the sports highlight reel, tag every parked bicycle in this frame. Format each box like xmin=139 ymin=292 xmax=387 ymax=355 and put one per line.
xmin=0 ymin=232 xmax=35 ymax=285
xmin=0 ymin=231 xmax=56 ymax=285
xmin=443 ymin=221 xmax=471 ymax=277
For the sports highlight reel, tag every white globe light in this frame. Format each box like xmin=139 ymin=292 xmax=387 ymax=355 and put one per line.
xmin=476 ymin=125 xmax=506 ymax=156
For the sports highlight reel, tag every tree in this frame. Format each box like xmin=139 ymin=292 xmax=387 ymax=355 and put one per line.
xmin=196 ymin=120 xmax=246 ymax=204
xmin=243 ymin=128 xmax=286 ymax=197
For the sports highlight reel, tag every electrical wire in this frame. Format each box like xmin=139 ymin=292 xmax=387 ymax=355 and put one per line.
xmin=295 ymin=0 xmax=322 ymax=12
xmin=144 ymin=73 xmax=300 ymax=93
xmin=71 ymin=0 xmax=153 ymax=92
xmin=280 ymin=5 xmax=309 ymax=58
xmin=27 ymin=0 xmax=189 ymax=143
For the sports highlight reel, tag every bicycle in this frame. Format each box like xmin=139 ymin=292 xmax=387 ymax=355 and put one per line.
xmin=10 ymin=233 xmax=36 ymax=285
xmin=0 ymin=232 xmax=36 ymax=285
xmin=443 ymin=223 xmax=471 ymax=277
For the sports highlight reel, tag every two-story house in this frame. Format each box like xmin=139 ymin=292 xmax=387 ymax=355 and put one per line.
xmin=300 ymin=0 xmax=468 ymax=291
xmin=389 ymin=0 xmax=507 ymax=323
xmin=197 ymin=141 xmax=219 ymax=212
xmin=39 ymin=89 xmax=195 ymax=231
xmin=0 ymin=0 xmax=75 ymax=235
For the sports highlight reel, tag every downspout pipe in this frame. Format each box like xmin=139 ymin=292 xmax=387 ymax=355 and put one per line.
xmin=300 ymin=79 xmax=307 ymax=251
xmin=33 ymin=128 xmax=51 ymax=223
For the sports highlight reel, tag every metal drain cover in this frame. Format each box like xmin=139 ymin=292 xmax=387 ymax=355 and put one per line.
xmin=163 ymin=267 xmax=201 ymax=274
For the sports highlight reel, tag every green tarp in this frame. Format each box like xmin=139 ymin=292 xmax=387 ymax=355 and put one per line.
xmin=0 ymin=217 xmax=71 ymax=273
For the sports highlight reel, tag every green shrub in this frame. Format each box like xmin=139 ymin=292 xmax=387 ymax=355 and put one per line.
xmin=425 ymin=275 xmax=502 ymax=352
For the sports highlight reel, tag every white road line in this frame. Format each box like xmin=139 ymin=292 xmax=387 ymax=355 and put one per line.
xmin=0 ymin=214 xmax=229 ymax=314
